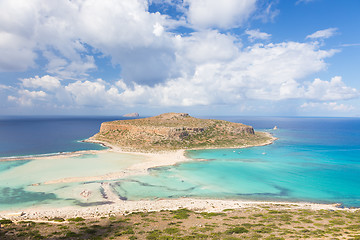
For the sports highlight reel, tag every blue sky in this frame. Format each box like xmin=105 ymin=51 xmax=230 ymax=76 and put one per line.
xmin=0 ymin=0 xmax=359 ymax=116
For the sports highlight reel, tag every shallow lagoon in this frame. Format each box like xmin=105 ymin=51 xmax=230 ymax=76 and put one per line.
xmin=0 ymin=152 xmax=145 ymax=210
xmin=1 ymin=117 xmax=360 ymax=210
xmin=114 ymin=118 xmax=360 ymax=208
xmin=125 ymin=142 xmax=360 ymax=207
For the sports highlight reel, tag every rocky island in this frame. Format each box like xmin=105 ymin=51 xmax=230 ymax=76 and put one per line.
xmin=123 ymin=112 xmax=140 ymax=117
xmin=89 ymin=112 xmax=274 ymax=152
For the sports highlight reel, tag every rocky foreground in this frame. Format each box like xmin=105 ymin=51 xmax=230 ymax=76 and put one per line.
xmin=90 ymin=113 xmax=274 ymax=152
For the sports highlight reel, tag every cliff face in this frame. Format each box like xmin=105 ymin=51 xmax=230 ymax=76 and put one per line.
xmin=91 ymin=113 xmax=268 ymax=152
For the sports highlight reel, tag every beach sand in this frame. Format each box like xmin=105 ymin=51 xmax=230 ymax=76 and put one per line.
xmin=0 ymin=197 xmax=347 ymax=221
xmin=42 ymin=148 xmax=188 ymax=185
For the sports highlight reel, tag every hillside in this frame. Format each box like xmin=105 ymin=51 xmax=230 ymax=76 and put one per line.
xmin=89 ymin=113 xmax=274 ymax=152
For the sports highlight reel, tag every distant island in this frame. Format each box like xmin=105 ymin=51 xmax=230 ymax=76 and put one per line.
xmin=123 ymin=112 xmax=140 ymax=117
xmin=89 ymin=112 xmax=275 ymax=152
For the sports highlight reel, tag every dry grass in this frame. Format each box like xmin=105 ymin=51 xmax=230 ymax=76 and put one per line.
xmin=92 ymin=113 xmax=273 ymax=152
xmin=1 ymin=206 xmax=360 ymax=239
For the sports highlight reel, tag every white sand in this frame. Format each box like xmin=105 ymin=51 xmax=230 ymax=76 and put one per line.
xmin=0 ymin=197 xmax=349 ymax=221
xmin=42 ymin=147 xmax=189 ymax=185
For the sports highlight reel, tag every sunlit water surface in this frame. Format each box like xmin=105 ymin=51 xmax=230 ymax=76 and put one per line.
xmin=0 ymin=117 xmax=359 ymax=210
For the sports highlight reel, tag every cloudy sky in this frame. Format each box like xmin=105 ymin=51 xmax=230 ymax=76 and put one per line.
xmin=0 ymin=0 xmax=359 ymax=117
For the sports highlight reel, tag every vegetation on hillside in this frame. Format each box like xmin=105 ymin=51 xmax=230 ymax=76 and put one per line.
xmin=91 ymin=113 xmax=274 ymax=152
xmin=1 ymin=206 xmax=360 ymax=239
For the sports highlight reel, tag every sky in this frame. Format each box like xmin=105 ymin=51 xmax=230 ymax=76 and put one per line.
xmin=0 ymin=0 xmax=359 ymax=117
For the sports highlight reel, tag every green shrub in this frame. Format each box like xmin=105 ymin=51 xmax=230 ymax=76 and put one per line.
xmin=67 ymin=217 xmax=85 ymax=222
xmin=64 ymin=231 xmax=80 ymax=238
xmin=146 ymin=230 xmax=162 ymax=240
xmin=0 ymin=219 xmax=12 ymax=224
xmin=329 ymin=219 xmax=346 ymax=225
xmin=226 ymin=227 xmax=249 ymax=234
xmin=49 ymin=217 xmax=65 ymax=222
xmin=199 ymin=212 xmax=226 ymax=219
xmin=164 ymin=227 xmax=180 ymax=234
xmin=171 ymin=209 xmax=191 ymax=219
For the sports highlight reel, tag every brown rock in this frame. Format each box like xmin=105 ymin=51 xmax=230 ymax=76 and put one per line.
xmin=90 ymin=113 xmax=270 ymax=152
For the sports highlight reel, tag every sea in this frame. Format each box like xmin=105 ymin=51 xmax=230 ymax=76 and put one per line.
xmin=0 ymin=116 xmax=359 ymax=210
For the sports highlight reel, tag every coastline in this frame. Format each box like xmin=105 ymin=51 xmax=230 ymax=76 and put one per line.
xmin=0 ymin=197 xmax=349 ymax=221
xmin=1 ymin=115 xmax=359 ymax=240
xmin=0 ymin=149 xmax=108 ymax=162
xmin=0 ymin=133 xmax=351 ymax=221
xmin=21 ymin=132 xmax=276 ymax=185
xmin=185 ymin=132 xmax=277 ymax=151
xmin=5 ymin=131 xmax=345 ymax=219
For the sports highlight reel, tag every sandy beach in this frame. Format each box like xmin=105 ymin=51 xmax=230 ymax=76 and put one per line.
xmin=42 ymin=136 xmax=277 ymax=185
xmin=41 ymin=148 xmax=189 ymax=185
xmin=0 ymin=196 xmax=348 ymax=221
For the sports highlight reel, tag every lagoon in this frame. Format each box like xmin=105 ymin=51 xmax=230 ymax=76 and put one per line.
xmin=0 ymin=116 xmax=360 ymax=210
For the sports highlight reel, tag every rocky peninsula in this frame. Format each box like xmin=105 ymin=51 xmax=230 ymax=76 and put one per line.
xmin=89 ymin=112 xmax=274 ymax=152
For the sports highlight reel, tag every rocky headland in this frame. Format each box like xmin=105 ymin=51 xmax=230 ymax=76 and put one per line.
xmin=89 ymin=112 xmax=275 ymax=152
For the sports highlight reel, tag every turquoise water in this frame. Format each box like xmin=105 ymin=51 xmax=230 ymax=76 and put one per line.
xmin=0 ymin=152 xmax=145 ymax=210
xmin=113 ymin=118 xmax=360 ymax=207
xmin=0 ymin=117 xmax=360 ymax=209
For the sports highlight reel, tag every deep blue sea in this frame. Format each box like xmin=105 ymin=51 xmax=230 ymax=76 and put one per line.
xmin=0 ymin=116 xmax=360 ymax=209
xmin=0 ymin=116 xmax=122 ymax=158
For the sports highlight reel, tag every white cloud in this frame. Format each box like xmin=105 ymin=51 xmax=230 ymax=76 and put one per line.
xmin=65 ymin=79 xmax=122 ymax=107
xmin=0 ymin=1 xmax=38 ymax=71
xmin=234 ymin=42 xmax=336 ymax=100
xmin=104 ymin=41 xmax=341 ymax=105
xmin=44 ymin=53 xmax=97 ymax=79
xmin=0 ymin=31 xmax=36 ymax=72
xmin=178 ymin=30 xmax=240 ymax=65
xmin=304 ymin=76 xmax=359 ymax=101
xmin=306 ymin=28 xmax=338 ymax=40
xmin=2 ymin=1 xmax=358 ymax=115
xmin=0 ymin=0 xmax=175 ymax=85
xmin=22 ymin=75 xmax=61 ymax=91
xmin=21 ymin=89 xmax=47 ymax=98
xmin=0 ymin=84 xmax=11 ymax=90
xmin=153 ymin=22 xmax=165 ymax=36
xmin=74 ymin=0 xmax=177 ymax=85
xmin=245 ymin=29 xmax=271 ymax=42
xmin=8 ymin=89 xmax=47 ymax=106
xmin=185 ymin=0 xmax=257 ymax=29
xmin=301 ymin=102 xmax=355 ymax=112
xmin=9 ymin=38 xmax=350 ymax=110
xmin=254 ymin=1 xmax=279 ymax=23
